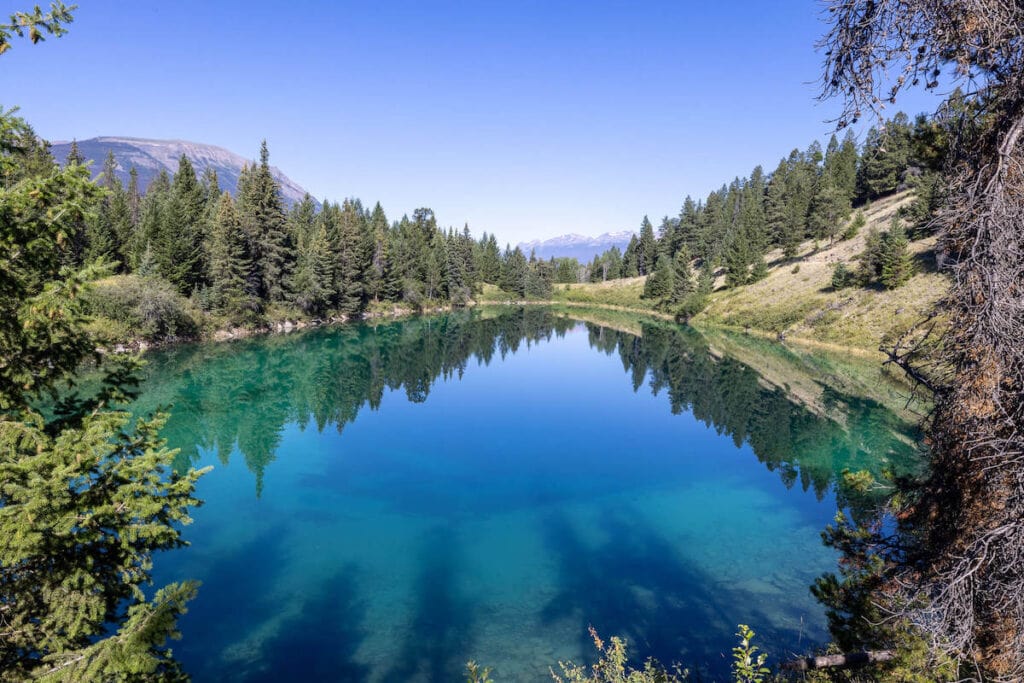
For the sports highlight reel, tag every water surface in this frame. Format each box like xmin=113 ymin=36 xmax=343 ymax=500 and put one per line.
xmin=136 ymin=308 xmax=919 ymax=681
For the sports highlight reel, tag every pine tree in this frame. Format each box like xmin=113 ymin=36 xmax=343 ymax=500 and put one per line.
xmin=237 ymin=141 xmax=295 ymax=303
xmin=879 ymin=219 xmax=914 ymax=289
xmin=137 ymin=169 xmax=171 ymax=273
xmin=0 ymin=107 xmax=206 ymax=681
xmin=64 ymin=137 xmax=83 ymax=165
xmin=365 ymin=202 xmax=389 ymax=301
xmin=808 ymin=179 xmax=851 ymax=243
xmin=291 ymin=223 xmax=333 ymax=316
xmin=501 ymin=246 xmax=529 ymax=296
xmin=675 ymin=196 xmax=700 ymax=256
xmin=621 ymin=235 xmax=640 ymax=277
xmin=637 ymin=215 xmax=658 ymax=275
xmin=670 ymin=247 xmax=695 ymax=303
xmin=476 ymin=232 xmax=502 ymax=284
xmin=643 ymin=252 xmax=674 ymax=300
xmin=158 ymin=155 xmax=208 ymax=294
xmin=329 ymin=198 xmax=369 ymax=314
xmin=208 ymin=191 xmax=257 ymax=319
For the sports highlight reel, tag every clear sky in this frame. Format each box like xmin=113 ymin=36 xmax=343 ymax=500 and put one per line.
xmin=0 ymin=1 xmax=944 ymax=244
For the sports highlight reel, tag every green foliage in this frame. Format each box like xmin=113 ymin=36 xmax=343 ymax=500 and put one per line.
xmin=85 ymin=274 xmax=199 ymax=343
xmin=551 ymin=627 xmax=688 ymax=683
xmin=0 ymin=2 xmax=74 ymax=55
xmin=731 ymin=625 xmax=770 ymax=683
xmin=857 ymin=221 xmax=914 ymax=289
xmin=0 ymin=105 xmax=206 ymax=679
xmin=879 ymin=221 xmax=914 ymax=289
xmin=831 ymin=262 xmax=854 ymax=290
xmin=642 ymin=253 xmax=674 ymax=300
xmin=0 ymin=156 xmax=104 ymax=409
xmin=841 ymin=211 xmax=866 ymax=240
xmin=465 ymin=660 xmax=494 ymax=683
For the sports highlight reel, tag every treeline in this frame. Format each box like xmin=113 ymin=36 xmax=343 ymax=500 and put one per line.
xmin=580 ymin=111 xmax=948 ymax=306
xmin=49 ymin=138 xmax=576 ymax=334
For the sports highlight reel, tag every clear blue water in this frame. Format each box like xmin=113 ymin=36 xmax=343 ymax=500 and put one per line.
xmin=133 ymin=308 xmax=918 ymax=681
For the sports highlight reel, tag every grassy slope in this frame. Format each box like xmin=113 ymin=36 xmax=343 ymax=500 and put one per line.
xmin=695 ymin=191 xmax=948 ymax=350
xmin=539 ymin=191 xmax=948 ymax=352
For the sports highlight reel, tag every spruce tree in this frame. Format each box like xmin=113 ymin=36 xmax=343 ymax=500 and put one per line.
xmin=621 ymin=235 xmax=640 ymax=277
xmin=208 ymin=191 xmax=257 ymax=319
xmin=637 ymin=215 xmax=658 ymax=275
xmin=879 ymin=219 xmax=914 ymax=289
xmin=501 ymin=246 xmax=529 ymax=296
xmin=237 ymin=141 xmax=295 ymax=303
xmin=159 ymin=155 xmax=208 ymax=294
xmin=642 ymin=252 xmax=674 ymax=300
xmin=670 ymin=247 xmax=695 ymax=303
xmin=365 ymin=202 xmax=389 ymax=301
xmin=0 ymin=107 xmax=206 ymax=681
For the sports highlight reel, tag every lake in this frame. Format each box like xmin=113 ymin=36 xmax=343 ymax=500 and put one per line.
xmin=135 ymin=307 xmax=921 ymax=681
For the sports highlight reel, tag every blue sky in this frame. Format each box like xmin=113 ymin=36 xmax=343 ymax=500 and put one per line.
xmin=0 ymin=1 xmax=944 ymax=244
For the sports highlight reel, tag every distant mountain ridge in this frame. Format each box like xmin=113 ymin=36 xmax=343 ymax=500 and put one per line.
xmin=518 ymin=230 xmax=635 ymax=262
xmin=50 ymin=136 xmax=313 ymax=206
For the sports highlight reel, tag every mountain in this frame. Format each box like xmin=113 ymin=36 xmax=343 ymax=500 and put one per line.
xmin=517 ymin=230 xmax=635 ymax=262
xmin=50 ymin=137 xmax=313 ymax=206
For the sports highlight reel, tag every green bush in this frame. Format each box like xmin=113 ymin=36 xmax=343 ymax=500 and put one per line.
xmin=550 ymin=627 xmax=687 ymax=682
xmin=86 ymin=274 xmax=199 ymax=343
xmin=831 ymin=262 xmax=855 ymax=290
xmin=842 ymin=211 xmax=867 ymax=240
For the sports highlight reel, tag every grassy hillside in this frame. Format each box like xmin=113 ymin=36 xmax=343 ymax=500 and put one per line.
xmin=541 ymin=191 xmax=949 ymax=352
xmin=695 ymin=191 xmax=948 ymax=350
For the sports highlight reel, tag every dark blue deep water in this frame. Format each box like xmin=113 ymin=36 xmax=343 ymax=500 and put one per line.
xmin=134 ymin=308 xmax=919 ymax=681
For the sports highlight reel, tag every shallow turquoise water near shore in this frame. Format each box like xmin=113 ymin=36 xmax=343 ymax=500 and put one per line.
xmin=136 ymin=309 xmax=918 ymax=681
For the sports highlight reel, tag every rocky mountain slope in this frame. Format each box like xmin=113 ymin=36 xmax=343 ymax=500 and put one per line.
xmin=50 ymin=137 xmax=313 ymax=206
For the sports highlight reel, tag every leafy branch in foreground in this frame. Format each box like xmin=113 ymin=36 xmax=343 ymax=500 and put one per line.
xmin=0 ymin=2 xmax=75 ymax=55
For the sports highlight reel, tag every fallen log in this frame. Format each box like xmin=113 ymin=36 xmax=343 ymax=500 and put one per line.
xmin=781 ymin=650 xmax=895 ymax=671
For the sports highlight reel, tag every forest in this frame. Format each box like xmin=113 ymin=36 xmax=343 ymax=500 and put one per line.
xmin=3 ymin=0 xmax=1024 ymax=681
xmin=40 ymin=104 xmax=946 ymax=347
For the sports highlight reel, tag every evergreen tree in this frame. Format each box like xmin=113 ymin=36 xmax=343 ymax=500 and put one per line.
xmin=808 ymin=179 xmax=851 ymax=243
xmin=0 ymin=107 xmax=205 ymax=681
xmin=675 ymin=196 xmax=700 ymax=256
xmin=879 ymin=219 xmax=914 ymax=289
xmin=137 ymin=169 xmax=171 ymax=273
xmin=291 ymin=223 xmax=334 ymax=316
xmin=159 ymin=154 xmax=208 ymax=294
xmin=365 ymin=202 xmax=389 ymax=301
xmin=857 ymin=113 xmax=912 ymax=200
xmin=621 ymin=235 xmax=640 ymax=277
xmin=501 ymin=246 xmax=529 ymax=296
xmin=637 ymin=215 xmax=657 ymax=275
xmin=208 ymin=191 xmax=257 ymax=319
xmin=670 ymin=247 xmax=695 ymax=303
xmin=642 ymin=252 xmax=674 ymax=300
xmin=330 ymin=198 xmax=369 ymax=314
xmin=237 ymin=141 xmax=295 ymax=303
xmin=476 ymin=232 xmax=502 ymax=284
xmin=64 ymin=137 xmax=83 ymax=165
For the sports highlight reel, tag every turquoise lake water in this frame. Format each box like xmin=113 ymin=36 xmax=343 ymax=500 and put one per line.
xmin=134 ymin=308 xmax=919 ymax=681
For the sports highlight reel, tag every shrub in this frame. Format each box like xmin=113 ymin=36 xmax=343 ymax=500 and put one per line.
xmin=831 ymin=262 xmax=855 ymax=290
xmin=842 ymin=211 xmax=867 ymax=240
xmin=551 ymin=627 xmax=687 ymax=682
xmin=675 ymin=292 xmax=708 ymax=322
xmin=85 ymin=274 xmax=199 ymax=343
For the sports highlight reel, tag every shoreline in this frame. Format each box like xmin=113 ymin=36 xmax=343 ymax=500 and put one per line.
xmin=103 ymin=299 xmax=888 ymax=359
